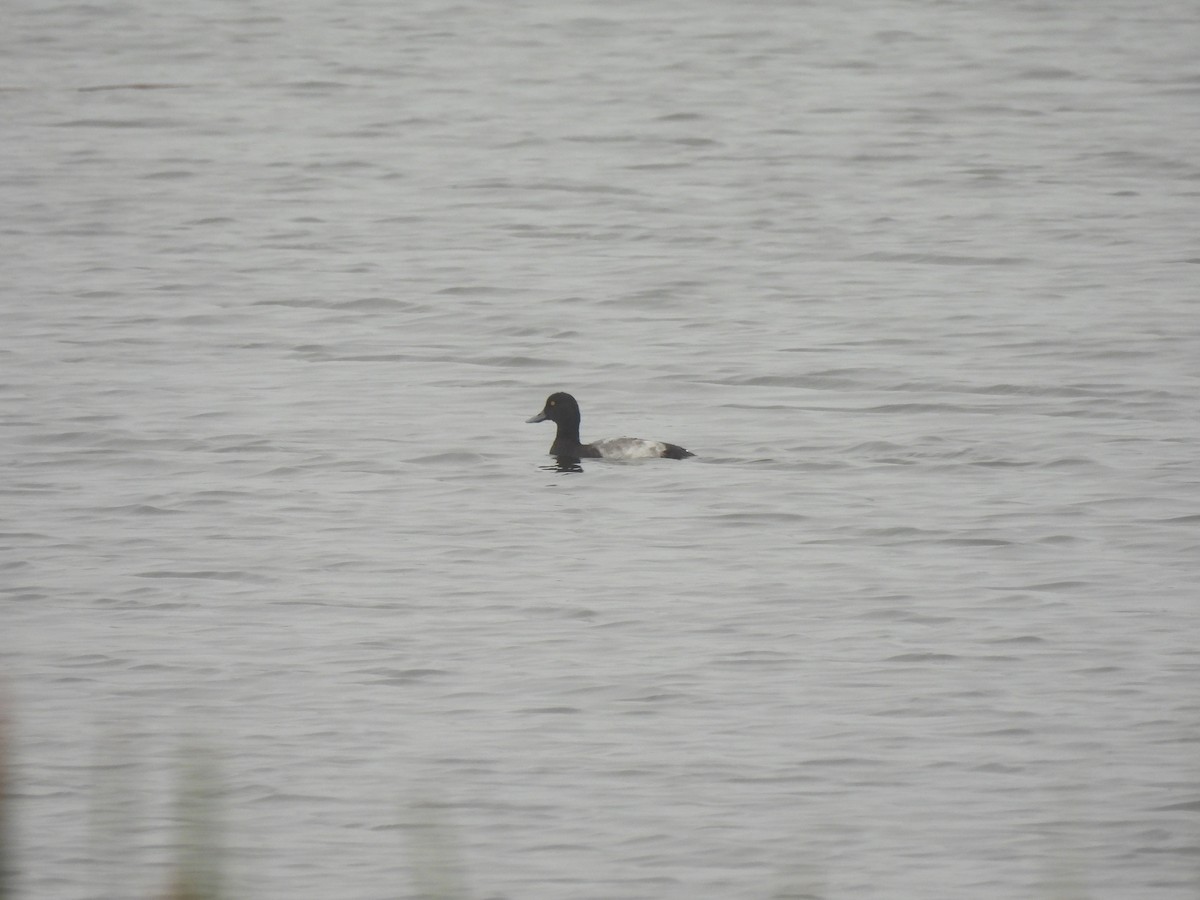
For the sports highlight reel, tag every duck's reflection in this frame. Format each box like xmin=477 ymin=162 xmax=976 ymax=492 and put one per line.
xmin=539 ymin=455 xmax=584 ymax=474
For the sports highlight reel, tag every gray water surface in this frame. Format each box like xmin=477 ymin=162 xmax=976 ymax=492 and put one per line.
xmin=3 ymin=1 xmax=1199 ymax=898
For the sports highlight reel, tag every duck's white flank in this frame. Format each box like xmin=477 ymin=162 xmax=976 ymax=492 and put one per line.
xmin=588 ymin=437 xmax=673 ymax=460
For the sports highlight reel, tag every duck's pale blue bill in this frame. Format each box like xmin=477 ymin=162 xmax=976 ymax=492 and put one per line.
xmin=526 ymin=411 xmax=547 ymax=423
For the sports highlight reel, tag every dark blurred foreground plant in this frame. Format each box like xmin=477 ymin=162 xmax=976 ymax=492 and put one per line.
xmin=163 ymin=747 xmax=223 ymax=900
xmin=1 ymin=706 xmax=10 ymax=900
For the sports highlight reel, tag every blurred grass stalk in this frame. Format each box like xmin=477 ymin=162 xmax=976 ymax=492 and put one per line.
xmin=1 ymin=705 xmax=9 ymax=900
xmin=165 ymin=746 xmax=223 ymax=900
xmin=406 ymin=796 xmax=469 ymax=900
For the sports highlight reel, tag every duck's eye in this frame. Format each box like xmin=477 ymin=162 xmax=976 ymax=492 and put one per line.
xmin=548 ymin=399 xmax=556 ymax=406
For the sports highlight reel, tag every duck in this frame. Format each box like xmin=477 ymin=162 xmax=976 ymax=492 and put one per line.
xmin=526 ymin=392 xmax=694 ymax=461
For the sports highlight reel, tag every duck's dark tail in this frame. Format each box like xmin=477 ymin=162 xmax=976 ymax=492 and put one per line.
xmin=662 ymin=443 xmax=694 ymax=460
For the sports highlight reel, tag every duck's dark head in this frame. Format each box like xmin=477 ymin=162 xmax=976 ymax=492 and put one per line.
xmin=526 ymin=392 xmax=582 ymax=428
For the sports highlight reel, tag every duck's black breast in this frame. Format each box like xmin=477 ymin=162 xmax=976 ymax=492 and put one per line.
xmin=551 ymin=438 xmax=602 ymax=459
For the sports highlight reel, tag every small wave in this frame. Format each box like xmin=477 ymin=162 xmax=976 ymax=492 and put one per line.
xmin=463 ymin=354 xmax=560 ymax=368
xmin=53 ymin=117 xmax=180 ymax=129
xmin=938 ymin=537 xmax=1013 ymax=547
xmin=854 ymin=251 xmax=1028 ymax=266
xmin=706 ymin=512 xmax=808 ymax=525
xmin=105 ymin=504 xmax=182 ymax=516
xmin=77 ymin=83 xmax=193 ymax=92
xmin=362 ymin=668 xmax=449 ymax=684
xmin=1156 ymin=799 xmax=1200 ymax=812
xmin=1016 ymin=66 xmax=1079 ymax=80
xmin=863 ymin=402 xmax=973 ymax=414
xmin=709 ymin=373 xmax=864 ymax=389
xmin=134 ymin=569 xmax=265 ymax=582
xmin=1000 ymin=581 xmax=1090 ymax=592
xmin=1036 ymin=534 xmax=1080 ymax=544
xmin=405 ymin=451 xmax=490 ymax=466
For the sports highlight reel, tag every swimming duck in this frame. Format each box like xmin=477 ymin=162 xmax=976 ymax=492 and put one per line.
xmin=526 ymin=392 xmax=694 ymax=461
